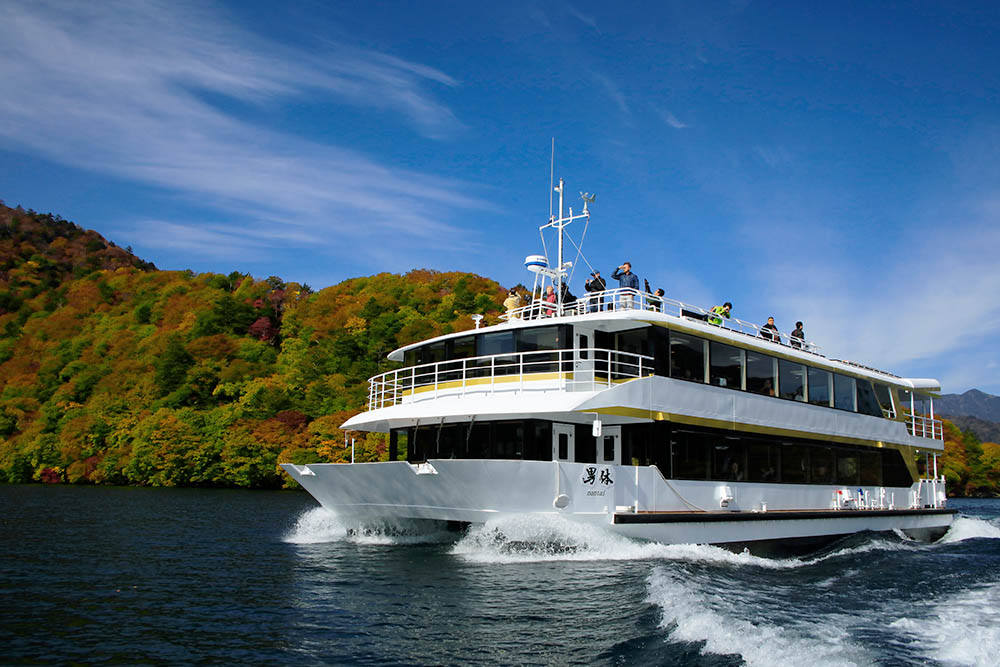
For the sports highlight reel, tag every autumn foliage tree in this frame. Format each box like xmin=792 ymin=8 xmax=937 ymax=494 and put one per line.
xmin=0 ymin=203 xmax=507 ymax=488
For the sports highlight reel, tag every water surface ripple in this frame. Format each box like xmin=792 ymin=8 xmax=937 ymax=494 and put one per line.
xmin=1 ymin=486 xmax=998 ymax=665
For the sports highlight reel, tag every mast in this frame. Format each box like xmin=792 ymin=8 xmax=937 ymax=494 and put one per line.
xmin=556 ymin=178 xmax=564 ymax=314
xmin=540 ymin=176 xmax=593 ymax=317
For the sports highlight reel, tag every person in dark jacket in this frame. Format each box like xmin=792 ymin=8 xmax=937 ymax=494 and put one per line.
xmin=584 ymin=270 xmax=607 ymax=312
xmin=790 ymin=321 xmax=805 ymax=349
xmin=611 ymin=262 xmax=639 ymax=309
xmin=644 ymin=279 xmax=665 ymax=312
xmin=760 ymin=316 xmax=780 ymax=342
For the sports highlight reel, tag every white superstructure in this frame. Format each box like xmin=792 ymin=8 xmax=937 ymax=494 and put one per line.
xmin=282 ymin=179 xmax=953 ymax=553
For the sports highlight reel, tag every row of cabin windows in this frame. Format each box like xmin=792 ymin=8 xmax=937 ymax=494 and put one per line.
xmin=402 ymin=325 xmax=572 ymax=367
xmin=399 ymin=325 xmax=896 ymax=418
xmin=667 ymin=330 xmax=889 ymax=416
xmin=390 ymin=420 xmax=915 ymax=487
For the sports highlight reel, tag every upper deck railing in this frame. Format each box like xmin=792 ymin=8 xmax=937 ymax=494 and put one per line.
xmin=368 ymin=347 xmax=653 ymax=410
xmin=905 ymin=413 xmax=944 ymax=441
xmin=501 ymin=287 xmax=822 ymax=353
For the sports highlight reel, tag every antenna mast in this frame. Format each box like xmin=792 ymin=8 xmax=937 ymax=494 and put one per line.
xmin=549 ymin=138 xmax=555 ymax=221
xmin=540 ymin=176 xmax=594 ymax=316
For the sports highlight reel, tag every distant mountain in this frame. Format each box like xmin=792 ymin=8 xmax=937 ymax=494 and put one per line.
xmin=936 ymin=389 xmax=1000 ymax=422
xmin=944 ymin=415 xmax=1000 ymax=445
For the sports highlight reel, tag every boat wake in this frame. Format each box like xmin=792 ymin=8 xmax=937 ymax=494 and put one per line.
xmin=936 ymin=515 xmax=1000 ymax=544
xmin=282 ymin=507 xmax=456 ymax=545
xmin=451 ymin=514 xmax=807 ymax=567
xmin=888 ymin=580 xmax=1000 ymax=666
xmin=647 ymin=568 xmax=873 ymax=667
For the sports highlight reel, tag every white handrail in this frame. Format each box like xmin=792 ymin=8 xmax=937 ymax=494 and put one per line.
xmin=367 ymin=346 xmax=654 ymax=409
xmin=905 ymin=413 xmax=944 ymax=441
xmin=500 ymin=287 xmax=822 ymax=353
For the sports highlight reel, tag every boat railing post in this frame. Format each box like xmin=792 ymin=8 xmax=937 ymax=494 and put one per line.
xmin=559 ymin=349 xmax=565 ymax=391
xmin=519 ymin=352 xmax=524 ymax=392
xmin=634 ymin=465 xmax=640 ymax=513
xmin=491 ymin=354 xmax=496 ymax=393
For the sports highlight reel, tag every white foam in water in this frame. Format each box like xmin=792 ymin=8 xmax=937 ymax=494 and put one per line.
xmin=937 ymin=516 xmax=1000 ymax=544
xmin=284 ymin=506 xmax=350 ymax=544
xmin=647 ymin=569 xmax=874 ymax=667
xmin=450 ymin=514 xmax=806 ymax=568
xmin=889 ymin=581 xmax=1000 ymax=666
xmin=283 ymin=507 xmax=455 ymax=545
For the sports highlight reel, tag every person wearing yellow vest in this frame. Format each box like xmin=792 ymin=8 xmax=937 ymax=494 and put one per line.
xmin=709 ymin=301 xmax=732 ymax=325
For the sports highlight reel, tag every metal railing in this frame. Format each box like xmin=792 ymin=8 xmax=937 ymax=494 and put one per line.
xmin=905 ymin=413 xmax=944 ymax=441
xmin=367 ymin=347 xmax=654 ymax=410
xmin=501 ymin=287 xmax=821 ymax=354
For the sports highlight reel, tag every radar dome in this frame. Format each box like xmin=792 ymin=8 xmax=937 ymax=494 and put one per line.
xmin=524 ymin=255 xmax=548 ymax=273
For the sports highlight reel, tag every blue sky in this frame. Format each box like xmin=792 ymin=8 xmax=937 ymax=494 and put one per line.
xmin=1 ymin=1 xmax=998 ymax=395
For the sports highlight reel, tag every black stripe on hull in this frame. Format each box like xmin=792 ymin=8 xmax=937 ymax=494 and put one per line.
xmin=613 ymin=508 xmax=956 ymax=524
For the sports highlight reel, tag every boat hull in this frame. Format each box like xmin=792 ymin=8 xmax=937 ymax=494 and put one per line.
xmin=281 ymin=459 xmax=955 ymax=551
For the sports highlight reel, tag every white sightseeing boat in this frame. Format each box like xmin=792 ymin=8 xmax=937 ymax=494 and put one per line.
xmin=282 ymin=178 xmax=953 ymax=554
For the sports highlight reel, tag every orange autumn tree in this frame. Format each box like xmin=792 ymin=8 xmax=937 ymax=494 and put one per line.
xmin=0 ymin=203 xmax=506 ymax=488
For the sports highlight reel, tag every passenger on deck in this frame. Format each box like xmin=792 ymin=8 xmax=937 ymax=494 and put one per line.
xmin=709 ymin=302 xmax=732 ymax=325
xmin=645 ymin=279 xmax=664 ymax=312
xmin=542 ymin=285 xmax=557 ymax=316
xmin=611 ymin=262 xmax=639 ymax=309
xmin=760 ymin=316 xmax=780 ymax=342
xmin=791 ymin=321 xmax=805 ymax=349
xmin=584 ymin=270 xmax=607 ymax=312
xmin=560 ymin=283 xmax=577 ymax=313
xmin=503 ymin=289 xmax=522 ymax=316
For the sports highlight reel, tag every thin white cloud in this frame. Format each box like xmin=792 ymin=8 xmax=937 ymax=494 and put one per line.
xmin=754 ymin=146 xmax=793 ymax=168
xmin=0 ymin=0 xmax=480 ymax=262
xmin=657 ymin=108 xmax=690 ymax=129
xmin=591 ymin=72 xmax=630 ymax=115
xmin=566 ymin=4 xmax=601 ymax=33
xmin=762 ymin=213 xmax=1000 ymax=390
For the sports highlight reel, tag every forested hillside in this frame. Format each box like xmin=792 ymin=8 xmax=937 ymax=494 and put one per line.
xmin=1 ymin=203 xmax=998 ymax=495
xmin=0 ymin=203 xmax=504 ymax=488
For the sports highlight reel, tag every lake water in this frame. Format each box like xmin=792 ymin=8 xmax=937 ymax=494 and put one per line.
xmin=2 ymin=486 xmax=998 ymax=666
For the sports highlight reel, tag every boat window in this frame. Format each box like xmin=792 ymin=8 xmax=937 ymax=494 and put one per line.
xmin=603 ymin=436 xmax=616 ymax=463
xmin=778 ymin=359 xmax=806 ymax=402
xmin=474 ymin=331 xmax=517 ymax=376
xmin=389 ymin=429 xmax=408 ymax=461
xmin=526 ymin=421 xmax=552 ymax=461
xmin=558 ymin=432 xmax=568 ymax=460
xmin=652 ymin=327 xmax=671 ymax=376
xmin=873 ymin=383 xmax=895 ymax=417
xmin=781 ymin=443 xmax=809 ymax=483
xmin=855 ymin=380 xmax=883 ymax=417
xmin=404 ymin=349 xmax=417 ymax=367
xmin=616 ymin=327 xmax=651 ymax=357
xmin=421 ymin=341 xmax=446 ymax=365
xmin=669 ymin=331 xmax=706 ymax=383
xmin=517 ymin=326 xmax=559 ymax=352
xmin=807 ymin=367 xmax=832 ymax=407
xmin=746 ymin=441 xmax=779 ymax=482
xmin=833 ymin=374 xmax=856 ymax=411
xmin=860 ymin=451 xmax=882 ymax=486
xmin=711 ymin=440 xmax=745 ymax=481
xmin=671 ymin=431 xmax=710 ymax=480
xmin=575 ymin=428 xmax=596 ymax=463
xmin=709 ymin=341 xmax=743 ymax=389
xmin=493 ymin=422 xmax=524 ymax=459
xmin=746 ymin=351 xmax=776 ymax=396
xmin=883 ymin=449 xmax=915 ymax=487
xmin=836 ymin=452 xmax=859 ymax=485
xmin=811 ymin=447 xmax=835 ymax=484
xmin=450 ymin=335 xmax=476 ymax=359
xmin=478 ymin=331 xmax=515 ymax=356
